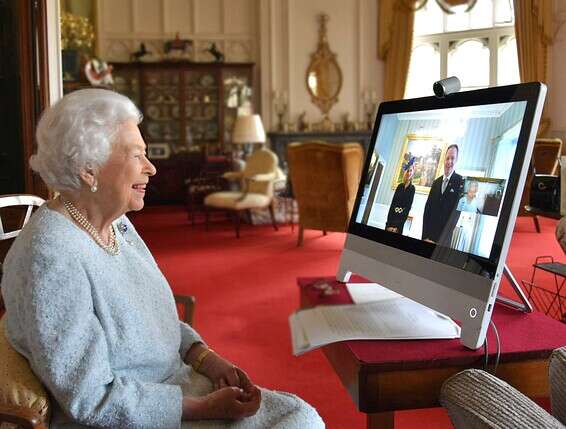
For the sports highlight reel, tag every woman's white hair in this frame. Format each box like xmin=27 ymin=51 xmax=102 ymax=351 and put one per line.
xmin=30 ymin=88 xmax=142 ymax=192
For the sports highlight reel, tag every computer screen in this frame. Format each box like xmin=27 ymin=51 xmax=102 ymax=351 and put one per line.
xmin=338 ymin=83 xmax=546 ymax=349
xmin=355 ymin=101 xmax=526 ymax=262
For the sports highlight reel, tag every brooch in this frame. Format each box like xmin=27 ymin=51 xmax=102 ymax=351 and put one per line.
xmin=117 ymin=222 xmax=133 ymax=245
xmin=118 ymin=222 xmax=128 ymax=234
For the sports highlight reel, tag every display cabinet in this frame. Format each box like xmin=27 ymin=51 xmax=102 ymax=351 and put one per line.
xmin=111 ymin=61 xmax=254 ymax=204
xmin=112 ymin=61 xmax=254 ymax=154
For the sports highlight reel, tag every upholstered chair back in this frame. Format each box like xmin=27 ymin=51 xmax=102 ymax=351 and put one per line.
xmin=241 ymin=148 xmax=279 ymax=196
xmin=532 ymin=138 xmax=562 ymax=175
xmin=518 ymin=138 xmax=563 ymax=231
xmin=287 ymin=142 xmax=364 ymax=238
xmin=0 ymin=318 xmax=50 ymax=429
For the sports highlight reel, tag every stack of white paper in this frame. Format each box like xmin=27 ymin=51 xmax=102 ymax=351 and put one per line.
xmin=290 ymin=289 xmax=461 ymax=356
xmin=345 ymin=282 xmax=403 ymax=304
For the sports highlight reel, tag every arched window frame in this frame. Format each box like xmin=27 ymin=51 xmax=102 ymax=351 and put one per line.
xmin=406 ymin=0 xmax=517 ymax=97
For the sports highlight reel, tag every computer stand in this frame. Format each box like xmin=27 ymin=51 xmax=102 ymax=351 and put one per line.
xmin=496 ymin=264 xmax=533 ymax=313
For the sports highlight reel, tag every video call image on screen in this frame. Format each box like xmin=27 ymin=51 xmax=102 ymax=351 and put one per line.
xmin=355 ymin=101 xmax=527 ymax=259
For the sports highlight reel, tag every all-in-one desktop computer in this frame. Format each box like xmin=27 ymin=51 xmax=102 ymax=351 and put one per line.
xmin=338 ymin=82 xmax=546 ymax=349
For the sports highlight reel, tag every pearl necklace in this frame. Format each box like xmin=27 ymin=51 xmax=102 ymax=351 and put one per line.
xmin=62 ymin=199 xmax=120 ymax=256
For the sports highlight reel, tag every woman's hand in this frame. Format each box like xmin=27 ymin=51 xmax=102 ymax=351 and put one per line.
xmin=199 ymin=351 xmax=253 ymax=391
xmin=182 ymin=385 xmax=261 ymax=420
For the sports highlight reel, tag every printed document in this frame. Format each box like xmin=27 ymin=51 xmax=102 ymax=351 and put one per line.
xmin=346 ymin=282 xmax=403 ymax=304
xmin=290 ymin=298 xmax=460 ymax=356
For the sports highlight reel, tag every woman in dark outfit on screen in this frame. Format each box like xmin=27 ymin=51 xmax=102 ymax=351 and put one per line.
xmin=385 ymin=159 xmax=416 ymax=234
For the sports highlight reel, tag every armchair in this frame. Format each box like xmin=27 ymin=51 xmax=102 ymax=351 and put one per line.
xmin=203 ymin=148 xmax=280 ymax=238
xmin=0 ymin=195 xmax=46 ymax=312
xmin=0 ymin=195 xmax=197 ymax=428
xmin=0 ymin=294 xmax=196 ymax=429
xmin=518 ymin=138 xmax=563 ymax=232
xmin=440 ymin=346 xmax=566 ymax=428
xmin=287 ymin=142 xmax=364 ymax=246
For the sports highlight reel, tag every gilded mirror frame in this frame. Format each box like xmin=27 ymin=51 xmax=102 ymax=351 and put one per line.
xmin=305 ymin=14 xmax=343 ymax=116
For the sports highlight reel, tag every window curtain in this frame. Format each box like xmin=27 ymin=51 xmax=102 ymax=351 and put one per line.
xmin=514 ymin=0 xmax=554 ymax=134
xmin=378 ymin=0 xmax=417 ymax=101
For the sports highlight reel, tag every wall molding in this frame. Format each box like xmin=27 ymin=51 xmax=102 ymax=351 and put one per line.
xmin=98 ymin=0 xmax=257 ymax=63
xmin=96 ymin=0 xmax=382 ymax=128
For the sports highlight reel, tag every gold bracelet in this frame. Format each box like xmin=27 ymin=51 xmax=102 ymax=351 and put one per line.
xmin=192 ymin=348 xmax=213 ymax=372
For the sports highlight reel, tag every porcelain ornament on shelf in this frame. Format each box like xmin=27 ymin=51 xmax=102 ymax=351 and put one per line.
xmin=84 ymin=58 xmax=114 ymax=86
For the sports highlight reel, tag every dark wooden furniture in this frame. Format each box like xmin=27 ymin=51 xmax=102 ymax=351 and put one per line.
xmin=525 ymin=205 xmax=561 ymax=220
xmin=144 ymin=151 xmax=203 ymax=205
xmin=267 ymin=130 xmax=372 ymax=169
xmin=111 ymin=61 xmax=254 ymax=204
xmin=0 ymin=0 xmax=50 ymax=198
xmin=519 ymin=138 xmax=563 ymax=232
xmin=185 ymin=155 xmax=232 ymax=225
xmin=298 ymin=276 xmax=566 ymax=429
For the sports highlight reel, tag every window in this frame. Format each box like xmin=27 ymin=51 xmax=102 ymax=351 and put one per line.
xmin=405 ymin=0 xmax=518 ymax=98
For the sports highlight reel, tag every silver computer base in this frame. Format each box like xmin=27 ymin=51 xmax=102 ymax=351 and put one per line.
xmin=496 ymin=265 xmax=533 ymax=313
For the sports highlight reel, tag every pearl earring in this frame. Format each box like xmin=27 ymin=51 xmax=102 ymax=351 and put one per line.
xmin=91 ymin=183 xmax=98 ymax=193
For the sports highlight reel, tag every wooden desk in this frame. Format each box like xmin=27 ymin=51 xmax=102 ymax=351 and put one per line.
xmin=298 ymin=277 xmax=566 ymax=429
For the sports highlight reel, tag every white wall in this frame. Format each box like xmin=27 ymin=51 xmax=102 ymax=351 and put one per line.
xmin=94 ymin=0 xmax=382 ymax=131
xmin=259 ymin=0 xmax=382 ymax=130
xmin=64 ymin=1 xmax=566 ymax=137
xmin=97 ymin=0 xmax=258 ymax=64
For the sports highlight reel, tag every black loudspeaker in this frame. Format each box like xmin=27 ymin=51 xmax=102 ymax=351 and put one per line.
xmin=530 ymin=174 xmax=560 ymax=212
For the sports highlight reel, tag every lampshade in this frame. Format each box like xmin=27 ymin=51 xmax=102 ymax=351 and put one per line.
xmin=232 ymin=114 xmax=266 ymax=144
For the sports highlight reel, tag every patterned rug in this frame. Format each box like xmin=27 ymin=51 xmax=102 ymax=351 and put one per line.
xmin=250 ymin=197 xmax=298 ymax=225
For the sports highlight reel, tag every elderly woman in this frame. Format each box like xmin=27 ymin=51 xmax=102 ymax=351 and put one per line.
xmin=1 ymin=89 xmax=324 ymax=429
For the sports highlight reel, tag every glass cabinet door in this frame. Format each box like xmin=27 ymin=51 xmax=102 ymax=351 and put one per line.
xmin=184 ymin=69 xmax=220 ymax=153
xmin=141 ymin=68 xmax=182 ymax=155
xmin=111 ymin=67 xmax=141 ymax=107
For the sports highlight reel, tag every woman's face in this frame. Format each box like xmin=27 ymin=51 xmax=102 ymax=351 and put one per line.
xmin=467 ymin=182 xmax=478 ymax=199
xmin=96 ymin=121 xmax=156 ymax=214
xmin=403 ymin=164 xmax=414 ymax=183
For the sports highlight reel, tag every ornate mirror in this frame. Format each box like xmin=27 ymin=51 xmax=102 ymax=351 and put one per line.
xmin=306 ymin=14 xmax=343 ymax=116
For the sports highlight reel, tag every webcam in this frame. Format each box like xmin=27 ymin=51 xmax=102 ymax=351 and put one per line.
xmin=433 ymin=76 xmax=461 ymax=98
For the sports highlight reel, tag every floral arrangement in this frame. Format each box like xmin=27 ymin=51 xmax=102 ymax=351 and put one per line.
xmin=60 ymin=11 xmax=95 ymax=51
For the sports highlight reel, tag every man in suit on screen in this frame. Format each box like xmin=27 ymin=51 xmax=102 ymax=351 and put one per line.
xmin=422 ymin=144 xmax=464 ymax=246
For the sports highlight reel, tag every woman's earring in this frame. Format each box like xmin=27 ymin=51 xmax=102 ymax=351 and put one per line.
xmin=91 ymin=182 xmax=98 ymax=193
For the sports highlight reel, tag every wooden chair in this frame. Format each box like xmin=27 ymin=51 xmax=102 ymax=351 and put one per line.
xmin=519 ymin=138 xmax=563 ymax=232
xmin=185 ymin=153 xmax=232 ymax=226
xmin=0 ymin=195 xmax=46 ymax=312
xmin=287 ymin=142 xmax=364 ymax=246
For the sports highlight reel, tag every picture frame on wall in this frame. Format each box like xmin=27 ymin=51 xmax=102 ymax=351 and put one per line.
xmin=147 ymin=143 xmax=171 ymax=160
xmin=392 ymin=134 xmax=445 ymax=194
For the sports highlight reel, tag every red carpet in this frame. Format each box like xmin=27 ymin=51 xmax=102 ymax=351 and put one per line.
xmin=131 ymin=208 xmax=562 ymax=429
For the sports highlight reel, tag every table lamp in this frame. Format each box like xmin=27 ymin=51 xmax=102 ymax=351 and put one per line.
xmin=232 ymin=114 xmax=266 ymax=159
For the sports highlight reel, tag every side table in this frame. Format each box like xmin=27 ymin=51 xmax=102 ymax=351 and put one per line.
xmin=298 ymin=276 xmax=566 ymax=429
